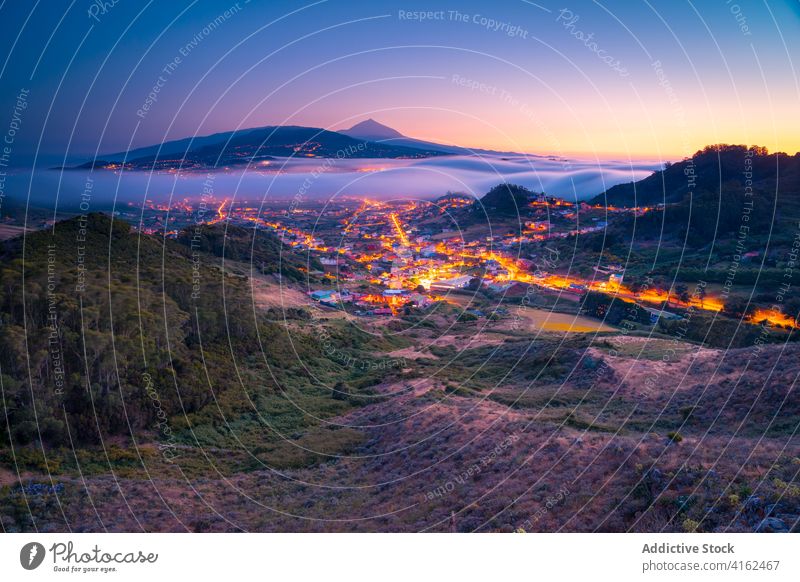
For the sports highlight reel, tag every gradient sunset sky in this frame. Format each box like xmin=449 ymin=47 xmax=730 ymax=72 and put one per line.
xmin=1 ymin=0 xmax=799 ymax=162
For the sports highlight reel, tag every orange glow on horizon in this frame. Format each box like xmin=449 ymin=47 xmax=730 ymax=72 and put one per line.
xmin=370 ymin=108 xmax=800 ymax=161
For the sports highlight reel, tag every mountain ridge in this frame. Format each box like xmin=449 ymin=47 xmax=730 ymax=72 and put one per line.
xmin=77 ymin=120 xmax=552 ymax=171
xmin=71 ymin=124 xmax=451 ymax=171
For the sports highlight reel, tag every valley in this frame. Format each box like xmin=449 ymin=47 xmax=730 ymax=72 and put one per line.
xmin=2 ymin=144 xmax=799 ymax=533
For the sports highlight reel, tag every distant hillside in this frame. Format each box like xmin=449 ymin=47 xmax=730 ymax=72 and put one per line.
xmin=475 ymin=183 xmax=536 ymax=215
xmin=591 ymin=145 xmax=800 ymax=207
xmin=435 ymin=191 xmax=474 ymax=203
xmin=71 ymin=120 xmax=555 ymax=171
xmin=75 ymin=125 xmax=450 ymax=171
xmin=99 ymin=128 xmax=249 ymax=163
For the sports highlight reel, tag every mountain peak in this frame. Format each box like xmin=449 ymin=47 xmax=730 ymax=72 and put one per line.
xmin=340 ymin=118 xmax=404 ymax=140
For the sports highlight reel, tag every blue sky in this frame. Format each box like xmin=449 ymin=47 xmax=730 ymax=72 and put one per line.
xmin=1 ymin=0 xmax=799 ymax=161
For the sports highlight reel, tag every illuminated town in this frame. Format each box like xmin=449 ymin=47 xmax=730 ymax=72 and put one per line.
xmin=116 ymin=193 xmax=794 ymax=330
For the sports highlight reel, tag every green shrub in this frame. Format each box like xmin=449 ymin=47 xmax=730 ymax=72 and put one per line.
xmin=667 ymin=431 xmax=683 ymax=443
xmin=682 ymin=518 xmax=700 ymax=532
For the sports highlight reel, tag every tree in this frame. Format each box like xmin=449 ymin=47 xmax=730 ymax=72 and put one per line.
xmin=627 ymin=277 xmax=644 ymax=295
xmin=723 ymin=298 xmax=750 ymax=319
xmin=466 ymin=277 xmax=482 ymax=291
xmin=784 ymin=296 xmax=800 ymax=322
xmin=675 ymin=284 xmax=690 ymax=304
xmin=582 ymin=292 xmax=650 ymax=326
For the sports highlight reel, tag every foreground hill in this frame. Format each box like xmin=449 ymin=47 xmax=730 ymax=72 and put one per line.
xmin=4 ymin=333 xmax=798 ymax=533
xmin=1 ymin=211 xmax=797 ymax=534
xmin=0 ymin=214 xmax=402 ymax=453
xmin=175 ymin=222 xmax=322 ymax=281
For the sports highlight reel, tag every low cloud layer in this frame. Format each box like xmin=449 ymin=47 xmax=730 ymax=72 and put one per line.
xmin=9 ymin=154 xmax=659 ymax=210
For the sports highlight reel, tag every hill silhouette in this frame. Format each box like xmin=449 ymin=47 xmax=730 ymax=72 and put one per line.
xmin=591 ymin=145 xmax=800 ymax=207
xmin=476 ymin=183 xmax=535 ymax=215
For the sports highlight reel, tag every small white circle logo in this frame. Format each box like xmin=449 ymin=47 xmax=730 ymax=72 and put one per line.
xmin=20 ymin=542 xmax=46 ymax=570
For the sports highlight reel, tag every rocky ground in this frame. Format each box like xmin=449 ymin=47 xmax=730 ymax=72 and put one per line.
xmin=4 ymin=337 xmax=798 ymax=533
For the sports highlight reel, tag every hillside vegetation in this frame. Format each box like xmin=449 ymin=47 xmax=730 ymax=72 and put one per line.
xmin=0 ymin=215 xmax=402 ymax=461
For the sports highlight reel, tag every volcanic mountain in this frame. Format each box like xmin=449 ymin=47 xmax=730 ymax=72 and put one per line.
xmin=340 ymin=118 xmax=405 ymax=141
xmin=72 ymin=119 xmax=554 ymax=171
xmin=339 ymin=118 xmax=547 ymax=158
xmin=73 ymin=124 xmax=451 ymax=171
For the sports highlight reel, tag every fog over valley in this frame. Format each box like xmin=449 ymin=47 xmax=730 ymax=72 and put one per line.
xmin=7 ymin=154 xmax=659 ymax=210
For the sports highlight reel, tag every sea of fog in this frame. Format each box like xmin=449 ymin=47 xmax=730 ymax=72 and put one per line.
xmin=6 ymin=155 xmax=660 ymax=211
